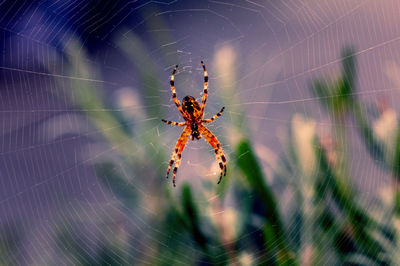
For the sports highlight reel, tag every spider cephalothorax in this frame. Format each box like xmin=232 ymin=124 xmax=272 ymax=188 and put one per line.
xmin=161 ymin=61 xmax=227 ymax=187
xmin=182 ymin=96 xmax=201 ymax=119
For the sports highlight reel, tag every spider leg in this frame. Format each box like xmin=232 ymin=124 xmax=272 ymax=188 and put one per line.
xmin=165 ymin=126 xmax=191 ymax=187
xmin=201 ymin=107 xmax=225 ymax=124
xmin=199 ymin=125 xmax=227 ymax=184
xmin=161 ymin=119 xmax=186 ymax=126
xmin=170 ymin=65 xmax=186 ymax=117
xmin=200 ymin=61 xmax=208 ymax=116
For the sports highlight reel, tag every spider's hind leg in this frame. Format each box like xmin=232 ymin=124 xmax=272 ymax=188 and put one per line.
xmin=199 ymin=125 xmax=227 ymax=184
xmin=165 ymin=127 xmax=190 ymax=187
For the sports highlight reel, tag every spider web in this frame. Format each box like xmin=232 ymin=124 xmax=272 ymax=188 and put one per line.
xmin=0 ymin=0 xmax=399 ymax=264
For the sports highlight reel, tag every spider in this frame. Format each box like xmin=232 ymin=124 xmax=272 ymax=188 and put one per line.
xmin=162 ymin=61 xmax=227 ymax=187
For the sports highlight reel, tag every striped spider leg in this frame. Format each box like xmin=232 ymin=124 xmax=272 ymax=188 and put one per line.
xmin=198 ymin=125 xmax=227 ymax=184
xmin=200 ymin=61 xmax=208 ymax=116
xmin=169 ymin=65 xmax=186 ymax=118
xmin=161 ymin=120 xmax=186 ymax=126
xmin=201 ymin=107 xmax=225 ymax=124
xmin=165 ymin=126 xmax=191 ymax=187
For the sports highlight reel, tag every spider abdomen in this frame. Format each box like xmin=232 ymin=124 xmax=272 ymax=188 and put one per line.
xmin=190 ymin=122 xmax=201 ymax=140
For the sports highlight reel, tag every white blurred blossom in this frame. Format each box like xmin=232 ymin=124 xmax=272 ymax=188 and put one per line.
xmin=292 ymin=114 xmax=317 ymax=259
xmin=214 ymin=45 xmax=236 ymax=93
xmin=301 ymin=244 xmax=313 ymax=266
xmin=292 ymin=113 xmax=316 ymax=177
xmin=207 ymin=206 xmax=240 ymax=242
xmin=238 ymin=251 xmax=255 ymax=266
xmin=255 ymin=144 xmax=279 ymax=183
xmin=378 ymin=184 xmax=394 ymax=208
xmin=221 ymin=207 xmax=239 ymax=241
xmin=115 ymin=87 xmax=145 ymax=121
xmin=373 ymin=109 xmax=397 ymax=160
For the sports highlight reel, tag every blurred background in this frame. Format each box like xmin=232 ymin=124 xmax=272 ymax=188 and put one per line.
xmin=1 ymin=0 xmax=400 ymax=264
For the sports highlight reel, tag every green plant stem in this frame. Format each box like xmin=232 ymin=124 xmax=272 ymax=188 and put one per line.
xmin=316 ymin=143 xmax=382 ymax=263
xmin=236 ymin=139 xmax=296 ymax=265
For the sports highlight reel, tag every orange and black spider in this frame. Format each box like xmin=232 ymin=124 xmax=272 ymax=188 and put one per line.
xmin=162 ymin=61 xmax=227 ymax=187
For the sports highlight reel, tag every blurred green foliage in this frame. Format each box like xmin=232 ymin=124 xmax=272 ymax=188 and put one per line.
xmin=236 ymin=140 xmax=295 ymax=265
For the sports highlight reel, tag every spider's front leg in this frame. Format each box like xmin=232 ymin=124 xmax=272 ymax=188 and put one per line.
xmin=200 ymin=61 xmax=209 ymax=115
xmin=199 ymin=125 xmax=227 ymax=184
xmin=165 ymin=126 xmax=191 ymax=187
xmin=169 ymin=65 xmax=186 ymax=117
